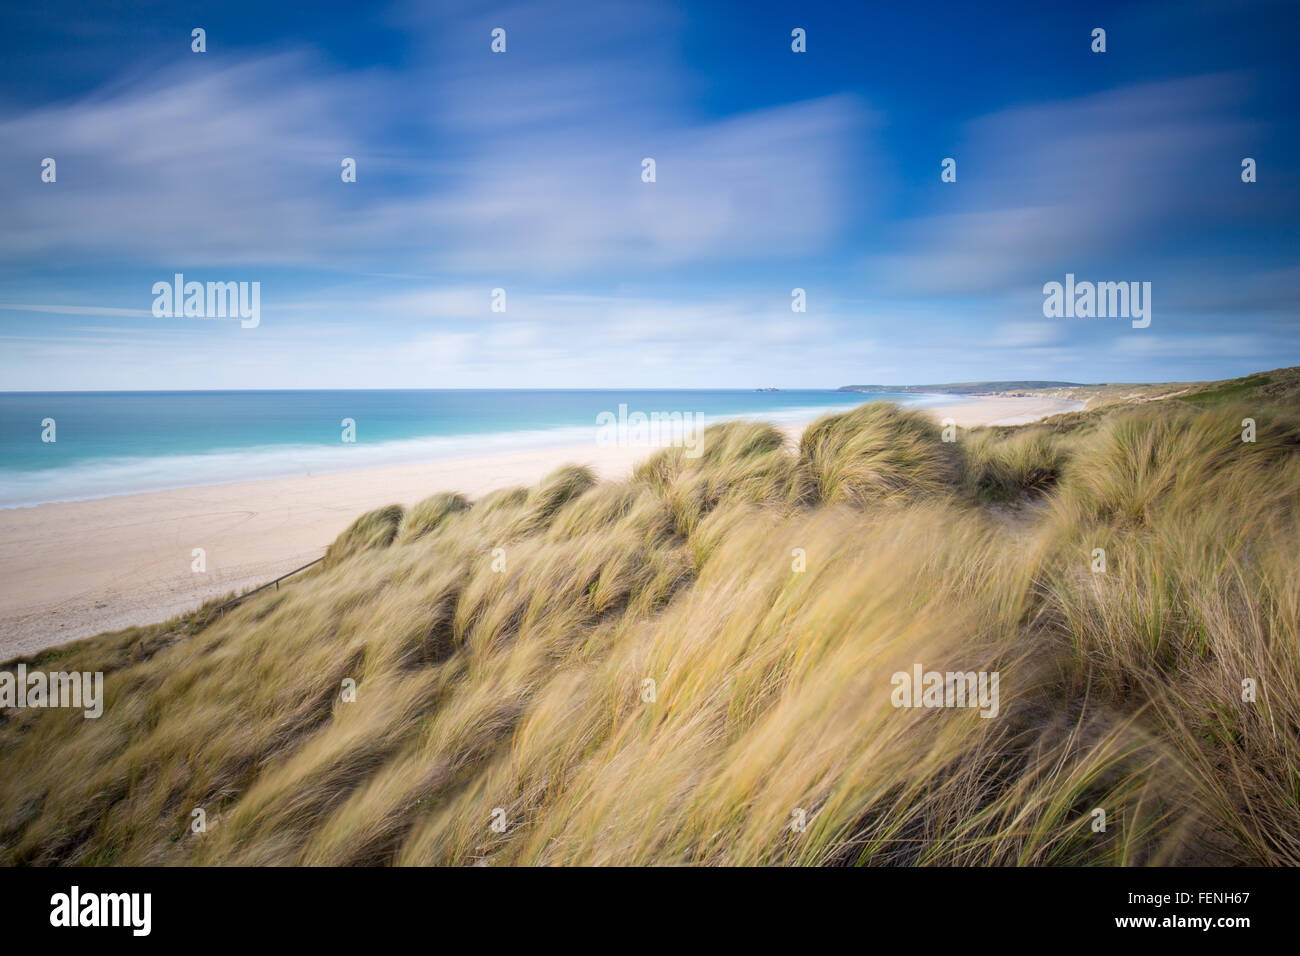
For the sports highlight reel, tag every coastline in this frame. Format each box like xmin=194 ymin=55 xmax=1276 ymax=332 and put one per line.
xmin=0 ymin=394 xmax=1083 ymax=659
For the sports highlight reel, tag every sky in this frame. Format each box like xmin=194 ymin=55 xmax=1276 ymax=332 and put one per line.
xmin=0 ymin=0 xmax=1296 ymax=389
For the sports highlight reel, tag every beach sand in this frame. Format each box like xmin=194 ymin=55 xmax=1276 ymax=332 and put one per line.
xmin=0 ymin=395 xmax=1082 ymax=659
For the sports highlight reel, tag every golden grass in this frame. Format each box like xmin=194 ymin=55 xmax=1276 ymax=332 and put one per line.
xmin=800 ymin=403 xmax=958 ymax=506
xmin=2 ymin=379 xmax=1297 ymax=865
xmin=397 ymin=492 xmax=470 ymax=544
xmin=962 ymin=427 xmax=1068 ymax=502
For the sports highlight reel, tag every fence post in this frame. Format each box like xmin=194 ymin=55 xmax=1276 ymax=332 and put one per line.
xmin=212 ymin=556 xmax=323 ymax=618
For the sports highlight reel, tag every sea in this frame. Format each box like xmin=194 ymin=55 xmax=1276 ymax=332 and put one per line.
xmin=0 ymin=389 xmax=948 ymax=508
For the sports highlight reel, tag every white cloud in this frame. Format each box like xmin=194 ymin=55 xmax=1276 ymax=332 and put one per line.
xmin=0 ymin=30 xmax=869 ymax=276
xmin=873 ymin=74 xmax=1260 ymax=296
xmin=0 ymin=303 xmax=154 ymax=317
xmin=991 ymin=321 xmax=1063 ymax=348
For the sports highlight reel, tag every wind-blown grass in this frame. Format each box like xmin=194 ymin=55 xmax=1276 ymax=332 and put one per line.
xmin=397 ymin=492 xmax=470 ymax=544
xmin=800 ymin=403 xmax=958 ymax=506
xmin=961 ymin=427 xmax=1068 ymax=502
xmin=324 ymin=504 xmax=405 ymax=568
xmin=1 ymin=370 xmax=1297 ymax=865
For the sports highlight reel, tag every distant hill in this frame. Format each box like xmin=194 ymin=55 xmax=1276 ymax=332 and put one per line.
xmin=838 ymin=381 xmax=1088 ymax=395
xmin=839 ymin=367 xmax=1300 ymax=408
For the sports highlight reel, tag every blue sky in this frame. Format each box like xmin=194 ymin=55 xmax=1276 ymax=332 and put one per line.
xmin=0 ymin=0 xmax=1296 ymax=389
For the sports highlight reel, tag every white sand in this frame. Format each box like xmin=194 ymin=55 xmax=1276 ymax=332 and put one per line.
xmin=921 ymin=394 xmax=1085 ymax=427
xmin=0 ymin=395 xmax=1083 ymax=659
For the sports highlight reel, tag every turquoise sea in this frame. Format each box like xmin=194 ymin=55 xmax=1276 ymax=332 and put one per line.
xmin=0 ymin=389 xmax=948 ymax=508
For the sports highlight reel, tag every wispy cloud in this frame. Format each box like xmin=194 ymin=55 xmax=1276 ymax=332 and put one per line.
xmin=873 ymin=74 xmax=1267 ymax=295
xmin=0 ymin=304 xmax=154 ymax=317
xmin=0 ymin=18 xmax=869 ymax=276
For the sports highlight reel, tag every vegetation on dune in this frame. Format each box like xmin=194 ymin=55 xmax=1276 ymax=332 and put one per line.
xmin=961 ymin=427 xmax=1068 ymax=502
xmin=397 ymin=492 xmax=471 ymax=544
xmin=1 ymin=369 xmax=1298 ymax=865
xmin=1178 ymin=373 xmax=1273 ymax=406
xmin=800 ymin=403 xmax=958 ymax=505
xmin=324 ymin=504 xmax=405 ymax=568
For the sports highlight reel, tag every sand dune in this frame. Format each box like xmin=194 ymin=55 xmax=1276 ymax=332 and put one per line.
xmin=0 ymin=395 xmax=1082 ymax=659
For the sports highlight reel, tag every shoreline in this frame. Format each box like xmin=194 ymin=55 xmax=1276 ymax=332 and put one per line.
xmin=0 ymin=395 xmax=1083 ymax=659
xmin=0 ymin=395 xmax=950 ymax=511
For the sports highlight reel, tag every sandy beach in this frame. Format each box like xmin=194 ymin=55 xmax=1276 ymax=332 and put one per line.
xmin=0 ymin=395 xmax=1081 ymax=659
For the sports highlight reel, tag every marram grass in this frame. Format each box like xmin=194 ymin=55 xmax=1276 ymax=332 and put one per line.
xmin=2 ymin=375 xmax=1298 ymax=866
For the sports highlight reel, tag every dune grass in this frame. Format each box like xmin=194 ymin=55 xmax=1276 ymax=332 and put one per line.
xmin=397 ymin=492 xmax=471 ymax=544
xmin=1 ymin=372 xmax=1297 ymax=865
xmin=961 ymin=427 xmax=1068 ymax=502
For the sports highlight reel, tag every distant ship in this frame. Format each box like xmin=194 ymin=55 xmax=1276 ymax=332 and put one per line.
xmin=754 ymin=387 xmax=780 ymax=392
